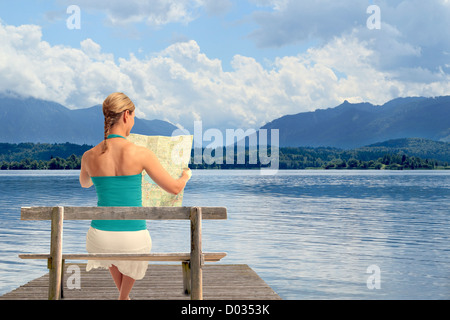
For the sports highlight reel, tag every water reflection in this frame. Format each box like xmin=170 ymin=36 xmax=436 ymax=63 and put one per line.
xmin=0 ymin=170 xmax=449 ymax=299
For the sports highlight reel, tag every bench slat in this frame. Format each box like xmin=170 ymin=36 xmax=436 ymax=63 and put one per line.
xmin=21 ymin=206 xmax=227 ymax=221
xmin=19 ymin=252 xmax=227 ymax=262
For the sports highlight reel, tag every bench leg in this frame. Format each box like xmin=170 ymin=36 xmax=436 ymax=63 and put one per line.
xmin=48 ymin=206 xmax=64 ymax=300
xmin=190 ymin=207 xmax=203 ymax=300
xmin=182 ymin=261 xmax=191 ymax=295
xmin=60 ymin=259 xmax=65 ymax=299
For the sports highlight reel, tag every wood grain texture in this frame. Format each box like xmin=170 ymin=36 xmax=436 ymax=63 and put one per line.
xmin=0 ymin=264 xmax=282 ymax=300
xmin=21 ymin=206 xmax=227 ymax=221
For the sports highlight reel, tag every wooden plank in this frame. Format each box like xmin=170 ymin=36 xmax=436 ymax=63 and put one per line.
xmin=182 ymin=261 xmax=191 ymax=294
xmin=48 ymin=206 xmax=63 ymax=300
xmin=19 ymin=252 xmax=227 ymax=262
xmin=21 ymin=206 xmax=227 ymax=221
xmin=0 ymin=264 xmax=282 ymax=300
xmin=190 ymin=207 xmax=203 ymax=300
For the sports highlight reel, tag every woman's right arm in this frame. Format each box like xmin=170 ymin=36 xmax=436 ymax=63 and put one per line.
xmin=137 ymin=146 xmax=191 ymax=195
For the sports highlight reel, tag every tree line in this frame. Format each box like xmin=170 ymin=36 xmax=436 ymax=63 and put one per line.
xmin=1 ymin=154 xmax=81 ymax=170
xmin=0 ymin=144 xmax=448 ymax=170
xmin=189 ymin=147 xmax=449 ymax=170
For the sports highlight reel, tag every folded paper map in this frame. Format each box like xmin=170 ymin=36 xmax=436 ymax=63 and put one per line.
xmin=128 ymin=133 xmax=193 ymax=207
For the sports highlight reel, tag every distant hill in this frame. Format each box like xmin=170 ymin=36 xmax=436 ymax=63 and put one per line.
xmin=261 ymin=96 xmax=450 ymax=148
xmin=0 ymin=142 xmax=92 ymax=162
xmin=354 ymin=138 xmax=450 ymax=163
xmin=193 ymin=137 xmax=450 ymax=169
xmin=1 ymin=137 xmax=448 ymax=170
xmin=0 ymin=95 xmax=178 ymax=145
xmin=2 ymin=94 xmax=450 ymax=150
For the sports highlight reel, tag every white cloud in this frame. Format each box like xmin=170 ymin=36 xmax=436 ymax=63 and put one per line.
xmin=249 ymin=0 xmax=367 ymax=47
xmin=199 ymin=0 xmax=232 ymax=16
xmin=0 ymin=22 xmax=133 ymax=108
xmin=56 ymin=0 xmax=195 ymax=26
xmin=0 ymin=21 xmax=449 ymax=134
xmin=56 ymin=0 xmax=230 ymax=27
xmin=248 ymin=0 xmax=450 ymax=82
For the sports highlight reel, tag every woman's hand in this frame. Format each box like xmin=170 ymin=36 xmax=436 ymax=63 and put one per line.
xmin=182 ymin=168 xmax=192 ymax=181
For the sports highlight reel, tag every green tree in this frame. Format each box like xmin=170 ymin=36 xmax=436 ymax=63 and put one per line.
xmin=0 ymin=161 xmax=9 ymax=170
xmin=347 ymin=159 xmax=359 ymax=168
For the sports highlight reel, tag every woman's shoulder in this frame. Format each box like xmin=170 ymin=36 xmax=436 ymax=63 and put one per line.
xmin=83 ymin=143 xmax=102 ymax=156
xmin=125 ymin=141 xmax=153 ymax=158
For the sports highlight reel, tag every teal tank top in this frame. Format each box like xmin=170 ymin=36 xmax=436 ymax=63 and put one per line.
xmin=90 ymin=174 xmax=147 ymax=232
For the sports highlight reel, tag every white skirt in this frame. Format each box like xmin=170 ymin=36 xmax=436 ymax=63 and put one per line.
xmin=86 ymin=227 xmax=152 ymax=280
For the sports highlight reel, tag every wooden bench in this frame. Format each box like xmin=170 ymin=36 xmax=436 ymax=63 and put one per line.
xmin=19 ymin=206 xmax=227 ymax=300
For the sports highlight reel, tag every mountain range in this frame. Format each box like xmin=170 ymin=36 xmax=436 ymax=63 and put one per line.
xmin=0 ymin=95 xmax=177 ymax=146
xmin=261 ymin=96 xmax=450 ymax=148
xmin=0 ymin=94 xmax=449 ymax=149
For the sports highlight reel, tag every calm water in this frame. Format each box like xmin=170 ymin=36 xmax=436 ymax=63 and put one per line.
xmin=0 ymin=169 xmax=448 ymax=299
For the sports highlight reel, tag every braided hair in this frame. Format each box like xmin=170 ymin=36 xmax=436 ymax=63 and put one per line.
xmin=101 ymin=92 xmax=135 ymax=154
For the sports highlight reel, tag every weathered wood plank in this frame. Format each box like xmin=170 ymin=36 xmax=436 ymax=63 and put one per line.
xmin=19 ymin=252 xmax=227 ymax=262
xmin=48 ymin=206 xmax=63 ymax=300
xmin=182 ymin=261 xmax=191 ymax=294
xmin=21 ymin=206 xmax=227 ymax=221
xmin=0 ymin=264 xmax=282 ymax=300
xmin=190 ymin=207 xmax=202 ymax=300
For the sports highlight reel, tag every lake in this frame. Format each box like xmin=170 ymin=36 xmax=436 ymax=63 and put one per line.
xmin=0 ymin=169 xmax=449 ymax=299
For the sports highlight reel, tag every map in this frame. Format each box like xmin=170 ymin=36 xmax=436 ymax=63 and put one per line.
xmin=128 ymin=133 xmax=193 ymax=207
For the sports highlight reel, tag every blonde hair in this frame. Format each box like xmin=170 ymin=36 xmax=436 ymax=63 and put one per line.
xmin=101 ymin=92 xmax=135 ymax=154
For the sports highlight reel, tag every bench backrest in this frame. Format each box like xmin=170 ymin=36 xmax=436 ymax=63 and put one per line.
xmin=21 ymin=206 xmax=227 ymax=221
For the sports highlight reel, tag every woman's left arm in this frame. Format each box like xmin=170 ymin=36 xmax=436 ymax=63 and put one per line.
xmin=79 ymin=152 xmax=93 ymax=188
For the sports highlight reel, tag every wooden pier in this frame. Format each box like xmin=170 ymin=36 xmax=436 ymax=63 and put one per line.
xmin=0 ymin=263 xmax=281 ymax=300
xmin=6 ymin=206 xmax=281 ymax=301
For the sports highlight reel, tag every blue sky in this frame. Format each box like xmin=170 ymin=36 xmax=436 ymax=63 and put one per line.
xmin=0 ymin=0 xmax=449 ymax=132
xmin=0 ymin=1 xmax=303 ymax=70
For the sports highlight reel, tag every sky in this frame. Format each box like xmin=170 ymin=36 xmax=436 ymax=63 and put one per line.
xmin=0 ymin=0 xmax=449 ymax=133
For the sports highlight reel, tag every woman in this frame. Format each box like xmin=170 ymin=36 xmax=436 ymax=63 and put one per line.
xmin=79 ymin=92 xmax=191 ymax=300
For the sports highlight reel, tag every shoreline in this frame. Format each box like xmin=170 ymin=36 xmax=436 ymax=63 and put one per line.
xmin=1 ymin=166 xmax=450 ymax=172
xmin=0 ymin=167 xmax=450 ymax=175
